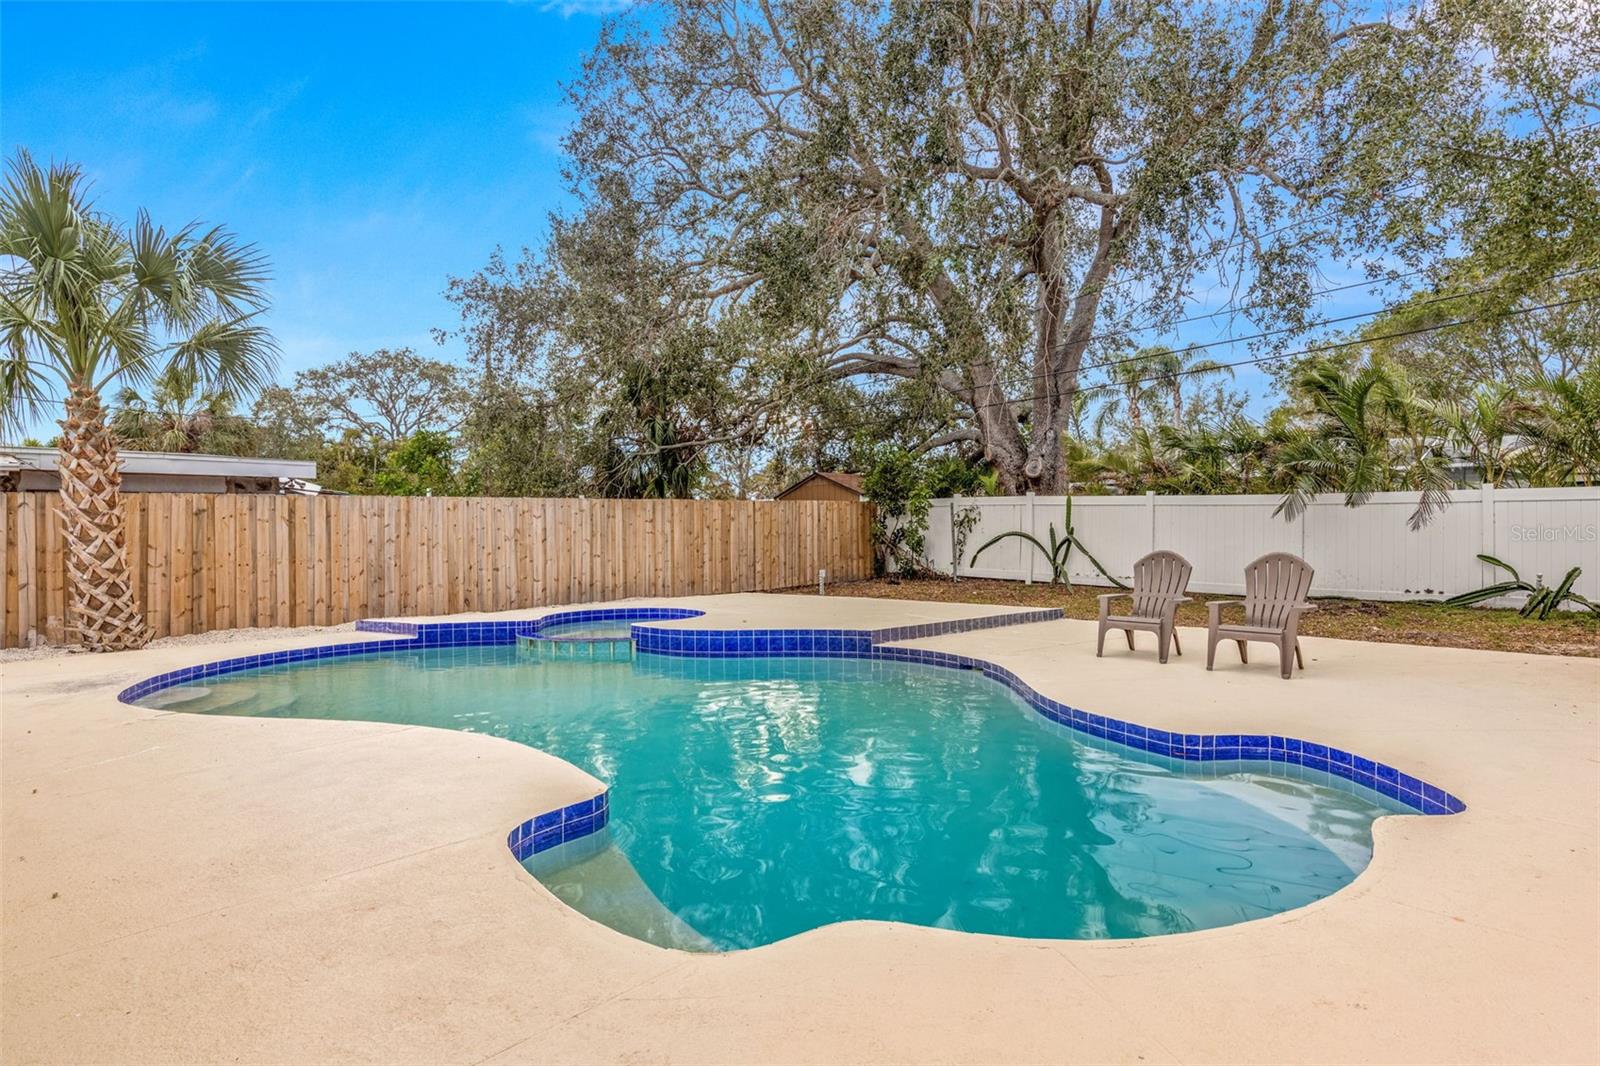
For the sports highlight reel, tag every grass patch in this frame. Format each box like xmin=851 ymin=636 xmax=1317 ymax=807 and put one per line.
xmin=790 ymin=577 xmax=1599 ymax=658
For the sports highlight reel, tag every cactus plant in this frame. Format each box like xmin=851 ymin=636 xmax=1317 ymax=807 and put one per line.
xmin=1444 ymin=555 xmax=1598 ymax=618
xmin=970 ymin=498 xmax=1128 ymax=589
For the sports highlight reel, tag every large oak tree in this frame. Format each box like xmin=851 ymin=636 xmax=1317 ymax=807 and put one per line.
xmin=459 ymin=0 xmax=1570 ymax=493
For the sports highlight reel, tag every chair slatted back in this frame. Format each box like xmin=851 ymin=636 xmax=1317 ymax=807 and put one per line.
xmin=1130 ymin=551 xmax=1193 ymax=617
xmin=1242 ymin=553 xmax=1315 ymax=628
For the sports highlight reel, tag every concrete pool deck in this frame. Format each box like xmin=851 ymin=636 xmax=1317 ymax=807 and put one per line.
xmin=1 ymin=592 xmax=1595 ymax=1064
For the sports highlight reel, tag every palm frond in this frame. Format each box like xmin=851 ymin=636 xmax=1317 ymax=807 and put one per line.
xmin=0 ymin=345 xmax=57 ymax=439
xmin=165 ymin=312 xmax=279 ymax=397
xmin=3 ymin=148 xmax=278 ymax=416
xmin=186 ymin=225 xmax=272 ymax=315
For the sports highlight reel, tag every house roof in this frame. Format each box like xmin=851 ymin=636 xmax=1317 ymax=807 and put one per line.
xmin=776 ymin=471 xmax=863 ymax=498
xmin=0 ymin=446 xmax=316 ymax=480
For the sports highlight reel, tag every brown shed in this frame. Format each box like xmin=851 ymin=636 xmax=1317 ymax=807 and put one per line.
xmin=775 ymin=471 xmax=865 ymax=503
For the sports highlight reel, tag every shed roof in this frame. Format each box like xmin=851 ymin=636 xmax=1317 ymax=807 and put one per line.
xmin=776 ymin=471 xmax=863 ymax=498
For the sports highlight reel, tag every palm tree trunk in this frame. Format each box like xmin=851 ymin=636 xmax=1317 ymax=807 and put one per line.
xmin=58 ymin=383 xmax=150 ymax=650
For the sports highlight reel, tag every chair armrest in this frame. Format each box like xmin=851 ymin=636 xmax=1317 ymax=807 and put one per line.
xmin=1097 ymin=592 xmax=1130 ymax=620
xmin=1206 ymin=600 xmax=1245 ymax=623
xmin=1285 ymin=602 xmax=1316 ymax=626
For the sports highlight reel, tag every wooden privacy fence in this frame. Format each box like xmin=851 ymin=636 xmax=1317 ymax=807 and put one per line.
xmin=1 ymin=493 xmax=874 ymax=648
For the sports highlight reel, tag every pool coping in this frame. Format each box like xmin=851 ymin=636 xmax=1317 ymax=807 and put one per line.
xmin=118 ymin=603 xmax=1465 ymax=873
xmin=14 ymin=593 xmax=1595 ymax=1064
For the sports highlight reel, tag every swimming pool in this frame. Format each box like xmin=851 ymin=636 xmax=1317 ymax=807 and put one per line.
xmin=128 ymin=616 xmax=1445 ymax=952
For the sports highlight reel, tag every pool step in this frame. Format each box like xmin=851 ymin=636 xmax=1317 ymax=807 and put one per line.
xmin=516 ymin=634 xmax=634 ymax=662
xmin=529 ymin=843 xmax=717 ymax=952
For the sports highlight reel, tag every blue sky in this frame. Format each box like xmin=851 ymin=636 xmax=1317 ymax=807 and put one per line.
xmin=2 ymin=0 xmax=620 ymax=436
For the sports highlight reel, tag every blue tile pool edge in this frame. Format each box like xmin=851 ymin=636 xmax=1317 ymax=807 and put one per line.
xmin=116 ymin=603 xmax=1464 ymax=862
xmin=861 ymin=643 xmax=1465 ymax=816
xmin=507 ymin=790 xmax=611 ymax=860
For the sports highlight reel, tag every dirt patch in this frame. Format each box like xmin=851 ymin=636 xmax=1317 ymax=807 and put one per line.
xmin=789 ymin=577 xmax=1599 ymax=658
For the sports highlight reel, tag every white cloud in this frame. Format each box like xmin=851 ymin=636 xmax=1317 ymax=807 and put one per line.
xmin=533 ymin=0 xmax=635 ymax=17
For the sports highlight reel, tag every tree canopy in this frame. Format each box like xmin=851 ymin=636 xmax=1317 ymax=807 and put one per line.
xmin=439 ymin=0 xmax=1590 ymax=495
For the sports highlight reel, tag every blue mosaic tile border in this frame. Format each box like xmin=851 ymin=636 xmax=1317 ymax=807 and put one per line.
xmin=633 ymin=626 xmax=876 ymax=657
xmin=358 ymin=606 xmax=707 ymax=646
xmin=529 ymin=607 xmax=704 ymax=637
xmin=872 ymin=609 xmax=1064 ymax=643
xmin=507 ymin=791 xmax=610 ymax=860
xmin=117 ymin=599 xmax=1461 ymax=857
xmin=115 ymin=607 xmax=707 ymax=704
xmin=864 ymin=644 xmax=1465 ymax=816
xmin=630 ymin=607 xmax=1064 ymax=658
xmin=115 ymin=636 xmax=430 ymax=704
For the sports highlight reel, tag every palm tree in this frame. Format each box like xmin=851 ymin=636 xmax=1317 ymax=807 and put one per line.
xmin=1090 ymin=427 xmax=1182 ymax=495
xmin=1143 ymin=345 xmax=1236 ymax=425
xmin=1093 ymin=348 xmax=1165 ymax=437
xmin=112 ymin=366 xmax=259 ymax=456
xmin=1093 ymin=345 xmax=1235 ymax=441
xmin=1429 ymin=382 xmax=1530 ymax=487
xmin=0 ymin=152 xmax=276 ymax=650
xmin=1517 ymin=365 xmax=1600 ymax=486
xmin=1156 ymin=423 xmax=1231 ymax=495
xmin=1274 ymin=359 xmax=1454 ymax=531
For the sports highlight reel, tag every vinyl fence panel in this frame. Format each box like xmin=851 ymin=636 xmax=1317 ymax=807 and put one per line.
xmin=929 ymin=486 xmax=1599 ymax=604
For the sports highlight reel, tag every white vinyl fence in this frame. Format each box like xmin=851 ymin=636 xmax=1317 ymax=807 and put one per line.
xmin=923 ymin=486 xmax=1600 ymax=605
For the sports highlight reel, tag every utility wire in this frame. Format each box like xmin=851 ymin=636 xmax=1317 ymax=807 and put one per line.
xmin=907 ymin=265 xmax=1595 ymax=409
xmin=959 ymin=291 xmax=1599 ymax=418
xmin=1055 ymin=117 xmax=1599 ymax=306
xmin=1070 ymin=265 xmax=1597 ymax=379
xmin=1079 ymin=265 xmax=1435 ymax=346
xmin=663 ymin=280 xmax=1596 ymax=458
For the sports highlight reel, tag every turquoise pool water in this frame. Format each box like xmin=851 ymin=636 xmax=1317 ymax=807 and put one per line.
xmin=141 ymin=647 xmax=1405 ymax=950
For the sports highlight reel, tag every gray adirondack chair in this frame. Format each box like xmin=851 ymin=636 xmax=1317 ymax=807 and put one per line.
xmin=1096 ymin=551 xmax=1193 ymax=664
xmin=1206 ymin=552 xmax=1317 ymax=679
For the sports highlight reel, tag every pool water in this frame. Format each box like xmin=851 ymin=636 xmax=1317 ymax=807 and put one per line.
xmin=142 ymin=647 xmax=1406 ymax=950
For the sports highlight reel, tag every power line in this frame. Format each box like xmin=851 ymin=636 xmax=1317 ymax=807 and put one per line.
xmin=1059 ymin=117 xmax=1600 ymax=307
xmin=964 ymin=265 xmax=1595 ymax=404
xmin=962 ymin=291 xmax=1598 ymax=418
xmin=1071 ymin=265 xmax=1597 ymax=379
xmin=1080 ymin=265 xmax=1436 ymax=347
xmin=712 ymin=276 xmax=1594 ymax=458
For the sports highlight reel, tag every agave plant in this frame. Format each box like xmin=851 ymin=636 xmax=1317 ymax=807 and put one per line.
xmin=1444 ymin=555 xmax=1598 ymax=619
xmin=970 ymin=498 xmax=1128 ymax=589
